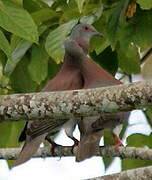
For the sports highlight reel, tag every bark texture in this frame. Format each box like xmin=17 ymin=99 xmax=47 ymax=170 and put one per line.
xmin=88 ymin=165 xmax=152 ymax=180
xmin=0 ymin=81 xmax=152 ymax=123
xmin=1 ymin=146 xmax=152 ymax=161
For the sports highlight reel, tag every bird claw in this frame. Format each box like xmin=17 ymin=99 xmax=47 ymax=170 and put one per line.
xmin=45 ymin=136 xmax=61 ymax=154
xmin=50 ymin=141 xmax=60 ymax=154
xmin=70 ymin=137 xmax=79 ymax=153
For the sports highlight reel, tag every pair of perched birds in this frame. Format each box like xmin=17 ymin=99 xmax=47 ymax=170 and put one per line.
xmin=15 ymin=23 xmax=129 ymax=166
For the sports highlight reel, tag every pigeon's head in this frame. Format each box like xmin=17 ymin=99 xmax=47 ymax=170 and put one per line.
xmin=70 ymin=24 xmax=102 ymax=43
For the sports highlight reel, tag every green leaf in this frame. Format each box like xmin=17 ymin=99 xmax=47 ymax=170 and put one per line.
xmin=136 ymin=0 xmax=152 ymax=10
xmin=75 ymin=0 xmax=86 ymax=13
xmin=28 ymin=43 xmax=49 ymax=84
xmin=107 ymin=7 xmax=151 ymax=74
xmin=10 ymin=56 xmax=37 ymax=93
xmin=103 ymin=157 xmax=114 ymax=171
xmin=0 ymin=121 xmax=24 ymax=167
xmin=0 ymin=76 xmax=9 ymax=95
xmin=126 ymin=133 xmax=152 ymax=148
xmin=90 ymin=37 xmax=110 ymax=55
xmin=45 ymin=20 xmax=78 ymax=63
xmin=23 ymin=0 xmax=42 ymax=12
xmin=117 ymin=44 xmax=140 ymax=74
xmin=4 ymin=36 xmax=32 ymax=76
xmin=109 ymin=8 xmax=152 ymax=51
xmin=90 ymin=46 xmax=118 ymax=76
xmin=12 ymin=0 xmax=23 ymax=6
xmin=119 ymin=121 xmax=128 ymax=139
xmin=61 ymin=2 xmax=100 ymax=23
xmin=4 ymin=24 xmax=48 ymax=76
xmin=104 ymin=129 xmax=116 ymax=145
xmin=46 ymin=59 xmax=60 ymax=81
xmin=31 ymin=8 xmax=57 ymax=25
xmin=0 ymin=50 xmax=6 ymax=66
xmin=0 ymin=51 xmax=10 ymax=95
xmin=144 ymin=107 xmax=152 ymax=126
xmin=122 ymin=158 xmax=152 ymax=171
xmin=60 ymin=8 xmax=81 ymax=22
xmin=128 ymin=10 xmax=152 ymax=50
xmin=107 ymin=0 xmax=130 ymax=46
xmin=122 ymin=133 xmax=152 ymax=170
xmin=0 ymin=52 xmax=3 ymax=76
xmin=0 ymin=0 xmax=38 ymax=43
xmin=0 ymin=29 xmax=11 ymax=58
xmin=80 ymin=6 xmax=103 ymax=24
xmin=102 ymin=129 xmax=116 ymax=170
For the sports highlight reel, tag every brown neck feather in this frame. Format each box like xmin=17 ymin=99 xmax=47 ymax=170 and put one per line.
xmin=74 ymin=38 xmax=89 ymax=55
xmin=63 ymin=53 xmax=83 ymax=69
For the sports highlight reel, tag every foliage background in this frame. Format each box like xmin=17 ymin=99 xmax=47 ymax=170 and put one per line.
xmin=0 ymin=0 xmax=152 ymax=171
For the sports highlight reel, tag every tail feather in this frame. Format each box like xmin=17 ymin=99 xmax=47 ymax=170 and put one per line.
xmin=14 ymin=134 xmax=46 ymax=167
xmin=76 ymin=131 xmax=102 ymax=162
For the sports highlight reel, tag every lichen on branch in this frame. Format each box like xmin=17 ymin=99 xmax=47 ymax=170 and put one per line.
xmin=0 ymin=80 xmax=152 ymax=123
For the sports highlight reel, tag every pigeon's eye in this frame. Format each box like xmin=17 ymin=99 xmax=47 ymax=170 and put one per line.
xmin=84 ymin=26 xmax=89 ymax=30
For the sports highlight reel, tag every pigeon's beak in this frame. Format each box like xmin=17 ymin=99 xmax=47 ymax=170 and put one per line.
xmin=93 ymin=31 xmax=103 ymax=37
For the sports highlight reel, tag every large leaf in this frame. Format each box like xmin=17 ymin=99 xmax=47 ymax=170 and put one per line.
xmin=107 ymin=5 xmax=150 ymax=74
xmin=0 ymin=52 xmax=3 ymax=76
xmin=80 ymin=6 xmax=103 ymax=24
xmin=90 ymin=37 xmax=110 ymax=55
xmin=28 ymin=43 xmax=49 ymax=84
xmin=102 ymin=129 xmax=116 ymax=170
xmin=60 ymin=8 xmax=81 ymax=22
xmin=122 ymin=158 xmax=152 ymax=171
xmin=10 ymin=56 xmax=37 ymax=93
xmin=4 ymin=24 xmax=48 ymax=76
xmin=106 ymin=0 xmax=130 ymax=46
xmin=136 ymin=0 xmax=152 ymax=10
xmin=103 ymin=157 xmax=114 ymax=171
xmin=0 ymin=29 xmax=11 ymax=58
xmin=117 ymin=44 xmax=140 ymax=74
xmin=12 ymin=0 xmax=23 ymax=6
xmin=0 ymin=51 xmax=10 ymax=95
xmin=90 ymin=46 xmax=118 ymax=76
xmin=61 ymin=4 xmax=100 ymax=23
xmin=117 ymin=9 xmax=152 ymax=51
xmin=23 ymin=0 xmax=42 ymax=12
xmin=90 ymin=9 xmax=111 ymax=54
xmin=0 ymin=0 xmax=38 ymax=43
xmin=45 ymin=20 xmax=78 ymax=63
xmin=127 ymin=133 xmax=152 ymax=148
xmin=0 ymin=121 xmax=25 ymax=167
xmin=107 ymin=1 xmax=152 ymax=51
xmin=4 ymin=36 xmax=32 ymax=76
xmin=122 ymin=133 xmax=152 ymax=170
xmin=31 ymin=8 xmax=57 ymax=25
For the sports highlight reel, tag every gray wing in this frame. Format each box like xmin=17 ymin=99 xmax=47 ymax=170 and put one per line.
xmin=15 ymin=118 xmax=68 ymax=166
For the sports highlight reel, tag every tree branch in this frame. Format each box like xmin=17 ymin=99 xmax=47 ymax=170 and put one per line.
xmin=0 ymin=80 xmax=152 ymax=123
xmin=88 ymin=165 xmax=152 ymax=180
xmin=1 ymin=146 xmax=152 ymax=161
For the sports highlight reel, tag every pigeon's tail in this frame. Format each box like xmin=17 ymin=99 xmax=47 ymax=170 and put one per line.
xmin=76 ymin=131 xmax=102 ymax=162
xmin=14 ymin=134 xmax=46 ymax=167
